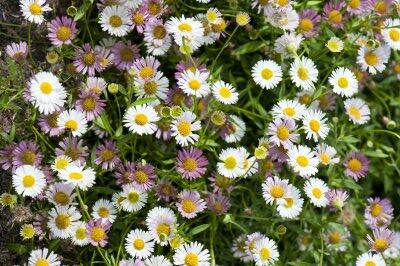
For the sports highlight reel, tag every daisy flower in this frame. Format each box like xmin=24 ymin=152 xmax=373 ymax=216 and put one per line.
xmin=357 ymin=45 xmax=391 ymax=74
xmin=364 ymin=197 xmax=394 ymax=229
xmin=135 ymin=71 xmax=169 ymax=100
xmin=245 ymin=232 xmax=265 ymax=260
xmin=327 ymin=188 xmax=349 ymax=211
xmin=143 ymin=18 xmax=172 ymax=56
xmin=262 ymin=176 xmax=290 ymax=205
xmin=173 ymin=241 xmax=210 ymax=266
xmin=355 ymin=252 xmax=386 ymax=266
xmin=99 ymin=5 xmax=131 ymax=37
xmin=74 ymin=43 xmax=103 ymax=76
xmin=205 ymin=7 xmax=222 ymax=24
xmin=28 ymin=248 xmax=61 ymax=266
xmin=382 ymin=19 xmax=400 ymax=50
xmin=315 ymin=143 xmax=340 ymax=165
xmin=125 ymin=229 xmax=155 ymax=259
xmin=326 ymin=37 xmax=344 ymax=53
xmin=238 ymin=147 xmax=258 ymax=178
xmin=304 ymin=178 xmax=329 ymax=207
xmin=12 ymin=140 xmax=42 ymax=168
xmin=84 ymin=77 xmax=107 ymax=95
xmin=71 ymin=221 xmax=89 ymax=246
xmin=178 ymin=70 xmax=210 ymax=98
xmin=171 ymin=111 xmax=201 ymax=146
xmin=55 ymin=137 xmax=89 ymax=163
xmin=129 ymin=5 xmax=149 ymax=33
xmin=92 ymin=199 xmax=117 ymax=223
xmin=58 ymin=164 xmax=96 ymax=191
xmin=29 ymin=71 xmax=67 ymax=115
xmin=57 ymin=109 xmax=88 ymax=137
xmin=252 ymin=236 xmax=279 ymax=266
xmin=267 ymin=118 xmax=299 ymax=149
xmin=328 ymin=67 xmax=358 ymax=97
xmin=46 ymin=182 xmax=76 ymax=206
xmin=289 ymin=57 xmax=319 ymax=91
xmin=95 ymin=140 xmax=121 ymax=170
xmin=123 ymin=104 xmax=160 ymax=135
xmin=48 ymin=205 xmax=81 ymax=239
xmin=298 ymin=9 xmax=321 ymax=38
xmin=132 ymin=56 xmax=160 ymax=81
xmin=176 ymin=190 xmax=206 ymax=219
xmin=144 ymin=255 xmax=172 ymax=266
xmin=112 ymin=41 xmax=140 ymax=70
xmin=251 ymin=60 xmax=283 ymax=90
xmin=264 ymin=5 xmax=299 ymax=31
xmin=5 ymin=41 xmax=28 ymax=61
xmin=115 ymin=162 xmax=136 ymax=186
xmin=146 ymin=207 xmax=177 ymax=246
xmin=347 ymin=0 xmax=374 ymax=15
xmin=38 ymin=110 xmax=64 ymax=137
xmin=323 ymin=1 xmax=346 ymax=29
xmin=274 ymin=32 xmax=304 ymax=57
xmin=272 ymin=99 xmax=306 ymax=121
xmin=86 ymin=219 xmax=112 ymax=247
xmin=155 ymin=179 xmax=178 ymax=202
xmin=12 ymin=165 xmax=46 ymax=197
xmin=166 ymin=15 xmax=204 ymax=44
xmin=20 ymin=0 xmax=51 ymax=24
xmin=130 ymin=162 xmax=157 ymax=191
xmin=287 ymin=145 xmax=319 ymax=178
xmin=217 ymin=147 xmax=246 ymax=178
xmin=276 ymin=185 xmax=304 ymax=219
xmin=120 ymin=184 xmax=148 ymax=212
xmin=220 ymin=115 xmax=246 ymax=143
xmin=205 ymin=192 xmax=231 ymax=216
xmin=344 ymin=98 xmax=371 ymax=125
xmin=47 ymin=16 xmax=77 ymax=46
xmin=75 ymin=91 xmax=106 ymax=121
xmin=176 ymin=147 xmax=208 ymax=180
xmin=212 ymin=80 xmax=239 ymax=104
xmin=20 ymin=223 xmax=35 ymax=240
xmin=302 ymin=109 xmax=329 ymax=141
xmin=367 ymin=228 xmax=395 ymax=252
xmin=343 ymin=152 xmax=369 ymax=181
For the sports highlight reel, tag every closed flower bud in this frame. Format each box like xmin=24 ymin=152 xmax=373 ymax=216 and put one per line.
xmin=108 ymin=83 xmax=119 ymax=94
xmin=46 ymin=51 xmax=59 ymax=64
xmin=67 ymin=6 xmax=77 ymax=17
xmin=211 ymin=111 xmax=226 ymax=126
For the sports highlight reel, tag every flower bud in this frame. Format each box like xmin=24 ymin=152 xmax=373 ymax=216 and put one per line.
xmin=211 ymin=111 xmax=226 ymax=126
xmin=108 ymin=83 xmax=119 ymax=94
xmin=46 ymin=51 xmax=59 ymax=64
xmin=67 ymin=6 xmax=77 ymax=17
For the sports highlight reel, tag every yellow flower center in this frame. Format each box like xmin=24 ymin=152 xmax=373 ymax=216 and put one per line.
xmin=371 ymin=203 xmax=382 ymax=217
xmin=337 ymin=77 xmax=349 ymax=88
xmin=177 ymin=121 xmax=192 ymax=137
xmin=365 ymin=261 xmax=377 ymax=266
xmin=347 ymin=158 xmax=362 ymax=172
xmin=120 ymin=48 xmax=134 ymax=61
xmin=135 ymin=170 xmax=148 ymax=184
xmin=55 ymin=214 xmax=71 ymax=229
xmin=219 ymin=87 xmax=232 ymax=98
xmin=148 ymin=3 xmax=162 ymax=16
xmin=178 ymin=22 xmax=192 ymax=32
xmin=207 ymin=11 xmax=218 ymax=22
xmin=69 ymin=172 xmax=83 ymax=180
xmin=389 ymin=29 xmax=400 ymax=42
xmin=98 ymin=207 xmax=110 ymax=218
xmin=284 ymin=197 xmax=294 ymax=207
xmin=90 ymin=227 xmax=105 ymax=242
xmin=65 ymin=120 xmax=78 ymax=131
xmin=329 ymin=231 xmax=341 ymax=244
xmin=364 ymin=51 xmax=378 ymax=66
xmin=312 ymin=187 xmax=322 ymax=199
xmin=261 ymin=68 xmax=273 ymax=80
xmin=299 ymin=18 xmax=314 ymax=32
xmin=270 ymin=185 xmax=284 ymax=198
xmin=21 ymin=225 xmax=35 ymax=239
xmin=296 ymin=155 xmax=309 ymax=167
xmin=327 ymin=40 xmax=340 ymax=51
xmin=349 ymin=0 xmax=360 ymax=8
xmin=211 ymin=20 xmax=226 ymax=33
xmin=22 ymin=175 xmax=35 ymax=188
xmin=83 ymin=52 xmax=96 ymax=66
xmin=55 ymin=158 xmax=69 ymax=170
xmin=297 ymin=67 xmax=309 ymax=81
xmin=320 ymin=153 xmax=330 ymax=165
xmin=133 ymin=239 xmax=145 ymax=250
xmin=127 ymin=191 xmax=140 ymax=203
xmin=56 ymin=26 xmax=72 ymax=41
xmin=35 ymin=258 xmax=50 ymax=266
xmin=54 ymin=191 xmax=69 ymax=205
xmin=309 ymin=119 xmax=320 ymax=132
xmin=156 ymin=223 xmax=171 ymax=236
xmin=134 ymin=114 xmax=149 ymax=125
xmin=132 ymin=13 xmax=145 ymax=25
xmin=29 ymin=3 xmax=42 ymax=15
xmin=283 ymin=107 xmax=295 ymax=117
xmin=184 ymin=252 xmax=199 ymax=266
xmin=188 ymin=79 xmax=201 ymax=90
xmin=139 ymin=66 xmax=155 ymax=79
xmin=21 ymin=151 xmax=36 ymax=164
xmin=299 ymin=94 xmax=311 ymax=105
xmin=375 ymin=1 xmax=387 ymax=14
xmin=143 ymin=81 xmax=158 ymax=94
xmin=183 ymin=158 xmax=198 ymax=172
xmin=276 ymin=126 xmax=290 ymax=140
xmin=109 ymin=15 xmax=122 ymax=28
xmin=153 ymin=25 xmax=167 ymax=39
xmin=328 ymin=10 xmax=342 ymax=24
xmin=259 ymin=247 xmax=270 ymax=261
xmin=82 ymin=97 xmax=97 ymax=111
xmin=224 ymin=156 xmax=237 ymax=170
xmin=75 ymin=227 xmax=86 ymax=240
xmin=348 ymin=106 xmax=361 ymax=120
xmin=101 ymin=149 xmax=115 ymax=161
xmin=374 ymin=239 xmax=389 ymax=252
xmin=182 ymin=199 xmax=196 ymax=213
xmin=40 ymin=82 xmax=53 ymax=94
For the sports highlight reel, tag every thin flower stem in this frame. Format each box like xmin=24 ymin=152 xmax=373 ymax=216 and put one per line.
xmin=210 ymin=25 xmax=240 ymax=74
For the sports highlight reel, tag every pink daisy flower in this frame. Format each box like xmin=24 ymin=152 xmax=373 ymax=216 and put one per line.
xmin=343 ymin=152 xmax=370 ymax=181
xmin=176 ymin=147 xmax=208 ymax=180
xmin=47 ymin=16 xmax=77 ymax=46
xmin=112 ymin=41 xmax=140 ymax=70
xmin=86 ymin=219 xmax=112 ymax=247
xmin=5 ymin=41 xmax=28 ymax=61
xmin=95 ymin=140 xmax=121 ymax=170
xmin=176 ymin=190 xmax=206 ymax=219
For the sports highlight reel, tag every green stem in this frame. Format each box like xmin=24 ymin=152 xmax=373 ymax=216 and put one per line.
xmin=210 ymin=25 xmax=240 ymax=74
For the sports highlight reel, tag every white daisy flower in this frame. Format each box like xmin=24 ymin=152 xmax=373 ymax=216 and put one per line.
xmin=123 ymin=104 xmax=160 ymax=135
xmin=252 ymin=236 xmax=279 ymax=266
xmin=57 ymin=109 xmax=88 ymax=137
xmin=144 ymin=255 xmax=172 ymax=266
xmin=251 ymin=60 xmax=283 ymax=90
xmin=382 ymin=19 xmax=400 ymax=51
xmin=212 ymin=80 xmax=239 ymax=104
xmin=125 ymin=229 xmax=155 ymax=259
xmin=135 ymin=71 xmax=169 ymax=100
xmin=166 ymin=16 xmax=204 ymax=46
xmin=173 ymin=241 xmax=210 ymax=266
xmin=277 ymin=185 xmax=304 ymax=219
xmin=262 ymin=176 xmax=290 ymax=205
xmin=217 ymin=147 xmax=246 ymax=178
xmin=205 ymin=8 xmax=222 ymax=24
xmin=178 ymin=70 xmax=210 ymax=98
xmin=48 ymin=205 xmax=81 ymax=239
xmin=171 ymin=111 xmax=201 ymax=146
xmin=272 ymin=99 xmax=306 ymax=120
xmin=99 ymin=5 xmax=131 ymax=37
xmin=51 ymin=155 xmax=75 ymax=172
xmin=46 ymin=182 xmax=76 ymax=206
xmin=223 ymin=115 xmax=246 ymax=143
xmin=29 ymin=71 xmax=67 ymax=115
xmin=120 ymin=184 xmax=148 ymax=212
xmin=357 ymin=45 xmax=391 ymax=74
xmin=287 ymin=145 xmax=319 ymax=178
xmin=344 ymin=98 xmax=371 ymax=125
xmin=290 ymin=57 xmax=318 ymax=91
xmin=28 ymin=248 xmax=60 ymax=266
xmin=315 ymin=144 xmax=340 ymax=166
xmin=58 ymin=164 xmax=96 ymax=191
xmin=304 ymin=178 xmax=329 ymax=207
xmin=326 ymin=37 xmax=344 ymax=53
xmin=302 ymin=109 xmax=329 ymax=141
xmin=20 ymin=0 xmax=51 ymax=24
xmin=237 ymin=147 xmax=258 ymax=178
xmin=71 ymin=221 xmax=89 ymax=246
xmin=356 ymin=252 xmax=386 ymax=266
xmin=328 ymin=67 xmax=358 ymax=97
xmin=12 ymin=165 xmax=46 ymax=197
xmin=274 ymin=32 xmax=303 ymax=57
xmin=146 ymin=207 xmax=177 ymax=246
xmin=92 ymin=199 xmax=117 ymax=223
xmin=265 ymin=5 xmax=299 ymax=31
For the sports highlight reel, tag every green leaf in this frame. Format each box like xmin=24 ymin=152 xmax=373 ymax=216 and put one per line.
xmin=233 ymin=41 xmax=266 ymax=55
xmin=74 ymin=0 xmax=94 ymax=21
xmin=130 ymin=97 xmax=157 ymax=107
xmin=189 ymin=224 xmax=210 ymax=236
xmin=7 ymin=243 xmax=27 ymax=254
xmin=364 ymin=149 xmax=388 ymax=158
xmin=93 ymin=186 xmax=115 ymax=195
